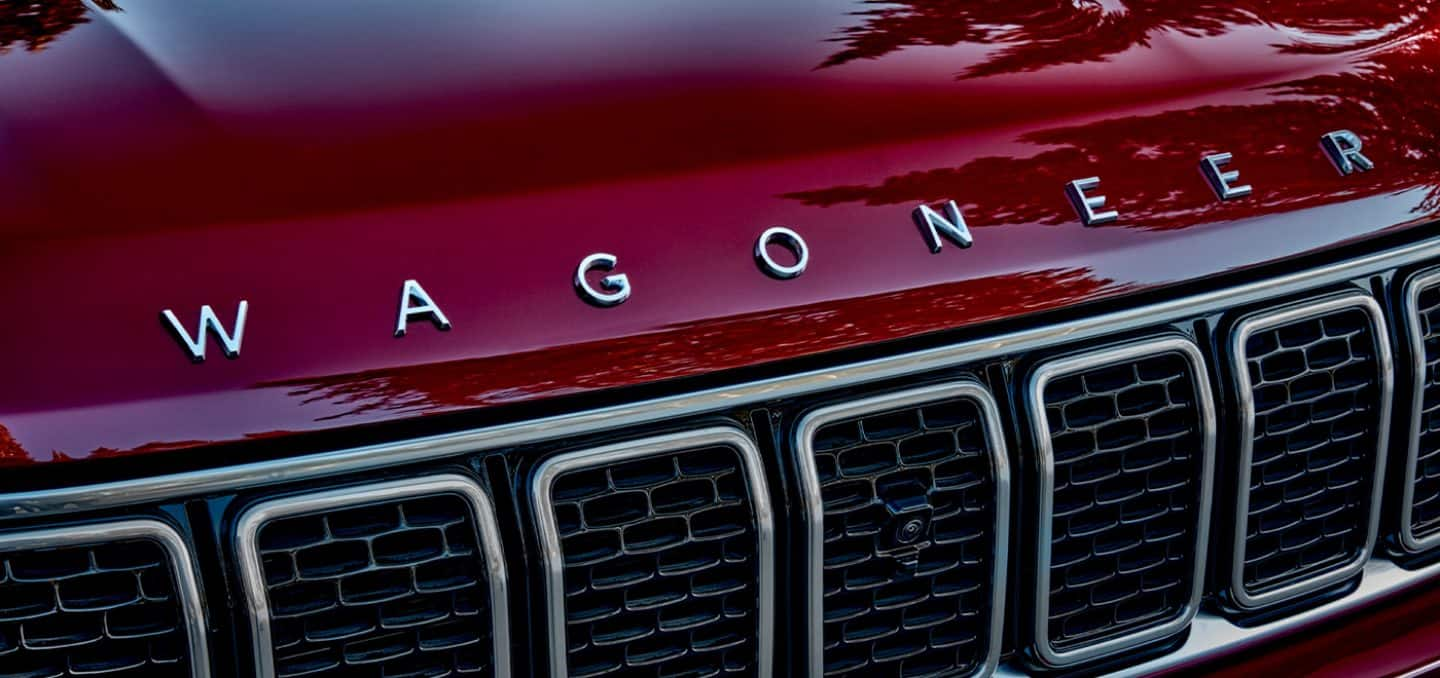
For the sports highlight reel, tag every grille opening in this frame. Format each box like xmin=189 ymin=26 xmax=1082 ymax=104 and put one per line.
xmin=799 ymin=384 xmax=1006 ymax=677
xmin=241 ymin=478 xmax=507 ymax=678
xmin=536 ymin=432 xmax=770 ymax=678
xmin=1234 ymin=299 xmax=1388 ymax=603
xmin=1404 ymin=274 xmax=1440 ymax=551
xmin=1030 ymin=340 xmax=1213 ymax=666
xmin=0 ymin=525 xmax=197 ymax=678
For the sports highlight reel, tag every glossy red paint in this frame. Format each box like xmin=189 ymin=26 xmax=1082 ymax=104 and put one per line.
xmin=0 ymin=1 xmax=1438 ymax=464
xmin=1165 ymin=583 xmax=1440 ymax=677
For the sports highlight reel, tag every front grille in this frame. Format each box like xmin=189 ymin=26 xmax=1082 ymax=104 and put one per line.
xmin=236 ymin=475 xmax=510 ymax=678
xmin=1401 ymin=269 xmax=1440 ymax=553
xmin=0 ymin=521 xmax=205 ymax=678
xmin=13 ymin=239 xmax=1440 ymax=677
xmin=1228 ymin=294 xmax=1391 ymax=609
xmin=531 ymin=428 xmax=773 ymax=678
xmin=1026 ymin=337 xmax=1215 ymax=667
xmin=794 ymin=382 xmax=1008 ymax=677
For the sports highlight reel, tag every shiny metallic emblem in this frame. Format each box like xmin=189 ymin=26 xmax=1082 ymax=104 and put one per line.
xmin=1321 ymin=129 xmax=1375 ymax=175
xmin=574 ymin=252 xmax=631 ymax=306
xmin=754 ymin=226 xmax=809 ymax=279
xmin=159 ymin=132 xmax=1379 ymax=357
xmin=1200 ymin=152 xmax=1253 ymax=201
xmin=161 ymin=301 xmax=248 ymax=362
xmin=395 ymin=279 xmax=451 ymax=337
xmin=1065 ymin=176 xmax=1119 ymax=226
xmin=913 ymin=200 xmax=974 ymax=252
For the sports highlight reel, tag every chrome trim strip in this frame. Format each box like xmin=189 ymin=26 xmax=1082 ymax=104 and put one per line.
xmin=234 ymin=474 xmax=511 ymax=678
xmin=1395 ymin=654 xmax=1440 ymax=678
xmin=0 ymin=519 xmax=211 ymax=677
xmin=994 ymin=557 xmax=1440 ymax=677
xmin=1025 ymin=337 xmax=1217 ymax=668
xmin=530 ymin=427 xmax=775 ymax=678
xmin=1399 ymin=267 xmax=1440 ymax=553
xmin=1227 ymin=292 xmax=1394 ymax=610
xmin=1 ymin=237 xmax=1436 ymax=521
xmin=793 ymin=382 xmax=1011 ymax=678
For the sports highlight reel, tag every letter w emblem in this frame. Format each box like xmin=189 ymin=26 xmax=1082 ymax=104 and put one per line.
xmin=161 ymin=301 xmax=248 ymax=362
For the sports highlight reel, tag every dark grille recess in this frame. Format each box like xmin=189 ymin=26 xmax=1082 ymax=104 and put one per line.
xmin=255 ymin=494 xmax=497 ymax=678
xmin=1240 ymin=307 xmax=1384 ymax=591
xmin=809 ymin=396 xmax=998 ymax=676
xmin=1039 ymin=351 xmax=1207 ymax=650
xmin=550 ymin=444 xmax=762 ymax=678
xmin=0 ymin=538 xmax=190 ymax=677
xmin=1410 ymin=282 xmax=1440 ymax=539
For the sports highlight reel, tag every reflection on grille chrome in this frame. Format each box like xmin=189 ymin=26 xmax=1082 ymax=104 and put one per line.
xmin=234 ymin=475 xmax=511 ymax=678
xmin=12 ymin=239 xmax=1440 ymax=677
xmin=793 ymin=382 xmax=1010 ymax=678
xmin=1401 ymin=268 xmax=1440 ymax=554
xmin=531 ymin=427 xmax=774 ymax=678
xmin=1026 ymin=337 xmax=1216 ymax=668
xmin=0 ymin=520 xmax=209 ymax=678
xmin=1227 ymin=293 xmax=1392 ymax=611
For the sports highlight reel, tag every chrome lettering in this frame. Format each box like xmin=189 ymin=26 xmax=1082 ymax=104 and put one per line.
xmin=1200 ymin=152 xmax=1253 ymax=201
xmin=1320 ymin=130 xmax=1374 ymax=175
xmin=1065 ymin=177 xmax=1119 ymax=226
xmin=161 ymin=301 xmax=248 ymax=362
xmin=912 ymin=200 xmax=974 ymax=253
xmin=575 ymin=252 xmax=631 ymax=307
xmin=395 ymin=279 xmax=452 ymax=337
xmin=754 ymin=226 xmax=809 ymax=279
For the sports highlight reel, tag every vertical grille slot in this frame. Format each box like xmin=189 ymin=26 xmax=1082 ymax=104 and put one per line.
xmin=794 ymin=382 xmax=1009 ymax=677
xmin=1401 ymin=269 xmax=1440 ymax=553
xmin=0 ymin=520 xmax=207 ymax=677
xmin=1027 ymin=337 xmax=1215 ymax=668
xmin=1228 ymin=293 xmax=1391 ymax=610
xmin=236 ymin=475 xmax=510 ymax=678
xmin=532 ymin=428 xmax=773 ymax=678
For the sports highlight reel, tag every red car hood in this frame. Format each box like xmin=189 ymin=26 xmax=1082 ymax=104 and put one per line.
xmin=0 ymin=0 xmax=1437 ymax=464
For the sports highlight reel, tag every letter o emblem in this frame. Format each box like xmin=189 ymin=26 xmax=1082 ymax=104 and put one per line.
xmin=754 ymin=226 xmax=809 ymax=280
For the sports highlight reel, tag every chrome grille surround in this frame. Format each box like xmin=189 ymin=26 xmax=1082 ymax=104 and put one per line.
xmin=0 ymin=519 xmax=209 ymax=678
xmin=7 ymin=237 xmax=1440 ymax=676
xmin=234 ymin=474 xmax=511 ymax=678
xmin=531 ymin=427 xmax=775 ymax=678
xmin=1025 ymin=337 xmax=1216 ymax=668
xmin=1400 ymin=267 xmax=1440 ymax=554
xmin=793 ymin=381 xmax=1010 ymax=678
xmin=1226 ymin=292 xmax=1392 ymax=611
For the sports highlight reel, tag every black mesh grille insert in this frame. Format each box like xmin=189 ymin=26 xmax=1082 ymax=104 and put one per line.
xmin=808 ymin=395 xmax=999 ymax=676
xmin=1410 ymin=282 xmax=1440 ymax=540
xmin=549 ymin=444 xmax=762 ymax=678
xmin=1038 ymin=350 xmax=1207 ymax=651
xmin=255 ymin=494 xmax=497 ymax=678
xmin=0 ymin=537 xmax=190 ymax=677
xmin=1240 ymin=306 xmax=1384 ymax=592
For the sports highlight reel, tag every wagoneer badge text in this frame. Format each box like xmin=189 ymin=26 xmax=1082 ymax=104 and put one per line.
xmin=160 ymin=130 xmax=1376 ymax=362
